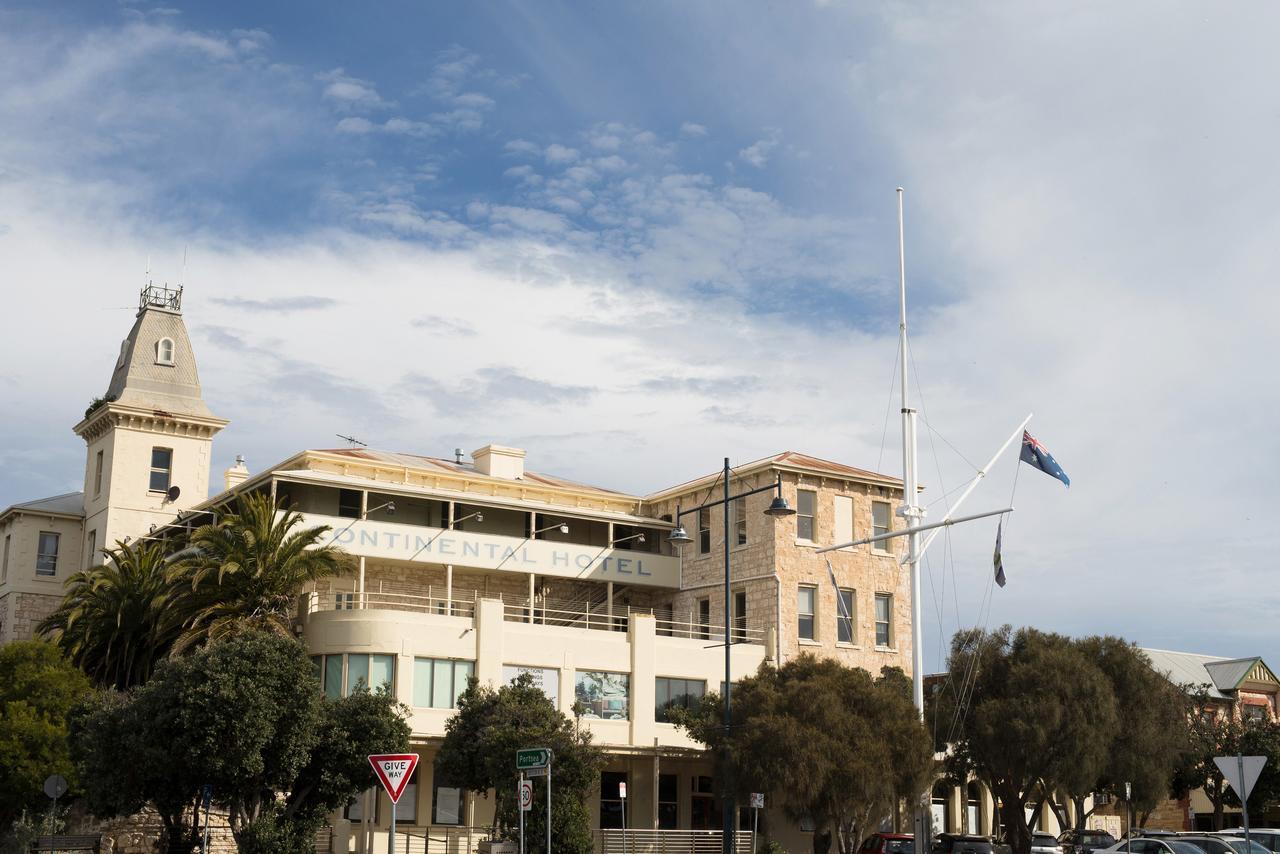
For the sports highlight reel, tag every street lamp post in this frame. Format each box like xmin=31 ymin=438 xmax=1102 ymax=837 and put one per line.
xmin=668 ymin=459 xmax=795 ymax=854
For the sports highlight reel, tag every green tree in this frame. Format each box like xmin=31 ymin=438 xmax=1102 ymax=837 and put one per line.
xmin=73 ymin=631 xmax=408 ymax=854
xmin=931 ymin=627 xmax=1118 ymax=854
xmin=0 ymin=642 xmax=92 ymax=832
xmin=1171 ymin=689 xmax=1280 ymax=830
xmin=38 ymin=540 xmax=180 ymax=690
xmin=436 ymin=674 xmax=604 ymax=854
xmin=675 ymin=655 xmax=935 ymax=854
xmin=169 ymin=493 xmax=350 ymax=651
xmin=1059 ymin=638 xmax=1189 ymax=829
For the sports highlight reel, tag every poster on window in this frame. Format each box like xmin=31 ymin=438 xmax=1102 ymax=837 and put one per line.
xmin=575 ymin=671 xmax=630 ymax=719
xmin=503 ymin=666 xmax=559 ymax=707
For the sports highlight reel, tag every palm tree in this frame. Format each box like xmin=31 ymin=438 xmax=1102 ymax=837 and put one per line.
xmin=168 ymin=492 xmax=350 ymax=651
xmin=38 ymin=540 xmax=180 ymax=690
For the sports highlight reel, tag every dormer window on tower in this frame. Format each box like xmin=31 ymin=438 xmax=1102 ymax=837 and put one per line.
xmin=156 ymin=338 xmax=175 ymax=366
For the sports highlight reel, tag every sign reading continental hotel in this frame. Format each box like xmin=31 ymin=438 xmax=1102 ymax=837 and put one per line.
xmin=304 ymin=515 xmax=680 ymax=588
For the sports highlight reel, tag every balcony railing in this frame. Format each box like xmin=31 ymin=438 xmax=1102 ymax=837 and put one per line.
xmin=594 ymin=829 xmax=755 ymax=854
xmin=303 ymin=588 xmax=767 ymax=645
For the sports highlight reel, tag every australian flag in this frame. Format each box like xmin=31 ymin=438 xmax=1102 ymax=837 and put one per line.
xmin=1020 ymin=430 xmax=1070 ymax=487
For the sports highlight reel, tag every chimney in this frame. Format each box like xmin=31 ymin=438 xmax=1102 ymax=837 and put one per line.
xmin=471 ymin=445 xmax=525 ymax=479
xmin=224 ymin=455 xmax=250 ymax=491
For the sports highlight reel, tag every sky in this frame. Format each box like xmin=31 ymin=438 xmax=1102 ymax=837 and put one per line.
xmin=2 ymin=1 xmax=1278 ymax=673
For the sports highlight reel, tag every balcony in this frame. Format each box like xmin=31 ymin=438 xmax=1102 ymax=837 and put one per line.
xmin=302 ymin=587 xmax=768 ymax=645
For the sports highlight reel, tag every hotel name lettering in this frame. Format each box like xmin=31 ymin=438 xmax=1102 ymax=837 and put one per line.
xmin=304 ymin=515 xmax=679 ymax=588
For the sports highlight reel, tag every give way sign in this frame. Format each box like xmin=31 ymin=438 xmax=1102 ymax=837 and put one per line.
xmin=369 ymin=753 xmax=420 ymax=804
xmin=1214 ymin=755 xmax=1267 ymax=802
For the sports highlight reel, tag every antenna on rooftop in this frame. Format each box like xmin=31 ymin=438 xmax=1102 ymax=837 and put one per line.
xmin=145 ymin=254 xmax=152 ymax=287
xmin=336 ymin=433 xmax=367 ymax=447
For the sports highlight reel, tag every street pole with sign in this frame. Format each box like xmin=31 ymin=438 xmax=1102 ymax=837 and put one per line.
xmin=1214 ymin=754 xmax=1267 ymax=854
xmin=1125 ymin=782 xmax=1132 ymax=854
xmin=750 ymin=794 xmax=764 ymax=854
xmin=516 ymin=748 xmax=553 ymax=854
xmin=369 ymin=753 xmax=419 ymax=854
xmin=43 ymin=775 xmax=67 ymax=854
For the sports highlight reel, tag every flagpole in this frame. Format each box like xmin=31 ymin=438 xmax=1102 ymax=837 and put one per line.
xmin=897 ymin=188 xmax=931 ymax=846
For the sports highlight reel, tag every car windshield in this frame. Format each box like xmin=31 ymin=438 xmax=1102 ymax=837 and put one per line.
xmin=1082 ymin=835 xmax=1115 ymax=844
xmin=886 ymin=841 xmax=915 ymax=854
xmin=1225 ymin=841 xmax=1270 ymax=854
xmin=1034 ymin=837 xmax=1058 ymax=845
xmin=1169 ymin=843 xmax=1209 ymax=854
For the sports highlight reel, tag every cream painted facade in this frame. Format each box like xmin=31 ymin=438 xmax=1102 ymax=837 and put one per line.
xmin=2 ymin=283 xmax=917 ymax=853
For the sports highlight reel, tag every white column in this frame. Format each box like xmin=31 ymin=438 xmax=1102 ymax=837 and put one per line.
xmin=446 ymin=564 xmax=453 ymax=615
xmin=528 ymin=573 xmax=535 ymax=624
xmin=358 ymin=556 xmax=366 ymax=609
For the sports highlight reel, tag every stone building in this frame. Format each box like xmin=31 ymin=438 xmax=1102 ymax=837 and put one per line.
xmin=0 ymin=283 xmax=916 ymax=853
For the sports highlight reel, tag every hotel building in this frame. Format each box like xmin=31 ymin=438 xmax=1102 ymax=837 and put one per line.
xmin=0 ymin=285 xmax=913 ymax=852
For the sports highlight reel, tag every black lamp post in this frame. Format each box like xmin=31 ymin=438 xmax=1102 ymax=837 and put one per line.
xmin=668 ymin=458 xmax=795 ymax=854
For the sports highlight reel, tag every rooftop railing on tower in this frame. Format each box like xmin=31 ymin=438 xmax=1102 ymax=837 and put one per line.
xmin=140 ymin=283 xmax=183 ymax=312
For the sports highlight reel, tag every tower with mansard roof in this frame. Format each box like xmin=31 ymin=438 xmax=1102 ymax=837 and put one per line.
xmin=73 ymin=283 xmax=228 ymax=552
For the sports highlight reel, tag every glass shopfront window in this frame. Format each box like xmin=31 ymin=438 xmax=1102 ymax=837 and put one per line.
xmin=575 ymin=671 xmax=630 ymax=720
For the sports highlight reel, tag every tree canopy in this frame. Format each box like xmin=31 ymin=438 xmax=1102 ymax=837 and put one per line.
xmin=0 ymin=642 xmax=92 ymax=831
xmin=37 ymin=540 xmax=180 ymax=690
xmin=675 ymin=655 xmax=935 ymax=854
xmin=73 ymin=631 xmax=408 ymax=854
xmin=436 ymin=673 xmax=604 ymax=854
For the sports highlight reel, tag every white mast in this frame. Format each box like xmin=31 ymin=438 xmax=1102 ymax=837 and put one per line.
xmin=896 ymin=187 xmax=926 ymax=718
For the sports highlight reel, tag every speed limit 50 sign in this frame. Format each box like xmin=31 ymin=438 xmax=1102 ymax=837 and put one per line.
xmin=519 ymin=778 xmax=533 ymax=811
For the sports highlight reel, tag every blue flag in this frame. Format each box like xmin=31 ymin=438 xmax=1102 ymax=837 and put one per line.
xmin=993 ymin=521 xmax=1006 ymax=588
xmin=1020 ymin=430 xmax=1070 ymax=487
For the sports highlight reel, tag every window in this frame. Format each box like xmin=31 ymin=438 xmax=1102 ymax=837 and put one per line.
xmin=1244 ymin=704 xmax=1269 ymax=724
xmin=433 ymin=761 xmax=463 ymax=825
xmin=658 ymin=773 xmax=678 ymax=829
xmin=698 ymin=508 xmax=711 ymax=554
xmin=874 ymin=593 xmax=893 ymax=647
xmin=503 ymin=665 xmax=560 ymax=707
xmin=836 ymin=588 xmax=855 ymax=644
xmin=414 ymin=658 xmax=474 ymax=709
xmin=872 ymin=501 xmax=892 ymax=552
xmin=93 ymin=450 xmax=104 ymax=496
xmin=797 ymin=586 xmax=816 ymax=641
xmin=149 ymin=447 xmax=172 ymax=493
xmin=155 ymin=337 xmax=175 ymax=365
xmin=966 ymin=781 xmax=982 ymax=834
xmin=36 ymin=532 xmax=59 ymax=576
xmin=697 ymin=598 xmax=710 ymax=640
xmin=691 ymin=776 xmax=717 ymax=830
xmin=575 ymin=671 xmax=630 ymax=719
xmin=834 ymin=494 xmax=854 ymax=548
xmin=656 ymin=677 xmax=706 ymax=723
xmin=600 ymin=772 xmax=628 ymax=829
xmin=2 ymin=534 xmax=10 ymax=583
xmin=335 ymin=592 xmax=355 ymax=610
xmin=338 ymin=489 xmax=362 ymax=519
xmin=734 ymin=499 xmax=747 ymax=546
xmin=797 ymin=489 xmax=816 ymax=541
xmin=344 ymin=789 xmax=378 ymax=823
xmin=86 ymin=531 xmax=97 ymax=567
xmin=318 ymin=653 xmax=394 ymax=699
xmin=733 ymin=590 xmax=747 ymax=642
xmin=398 ymin=768 xmax=418 ymax=823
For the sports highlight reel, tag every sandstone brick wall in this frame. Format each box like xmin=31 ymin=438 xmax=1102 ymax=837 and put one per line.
xmin=8 ymin=590 xmax=62 ymax=641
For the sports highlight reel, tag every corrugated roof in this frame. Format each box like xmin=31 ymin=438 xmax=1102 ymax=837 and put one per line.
xmin=1142 ymin=648 xmax=1243 ymax=699
xmin=1205 ymin=658 xmax=1263 ymax=691
xmin=310 ymin=448 xmax=633 ymax=498
xmin=1 ymin=491 xmax=85 ymax=519
xmin=646 ymin=450 xmax=901 ymax=501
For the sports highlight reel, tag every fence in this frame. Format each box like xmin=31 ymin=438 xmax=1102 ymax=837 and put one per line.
xmin=594 ymin=829 xmax=755 ymax=854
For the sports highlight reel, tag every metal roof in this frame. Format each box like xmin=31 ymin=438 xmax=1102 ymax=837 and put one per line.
xmin=311 ymin=448 xmax=633 ymax=499
xmin=1140 ymin=648 xmax=1269 ymax=699
xmin=0 ymin=491 xmax=85 ymax=520
xmin=645 ymin=450 xmax=902 ymax=502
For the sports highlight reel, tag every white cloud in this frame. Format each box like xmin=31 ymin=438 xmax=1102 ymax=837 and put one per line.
xmin=544 ymin=143 xmax=579 ymax=164
xmin=679 ymin=122 xmax=708 ymax=138
xmin=738 ymin=131 xmax=779 ymax=168
xmin=317 ymin=67 xmax=390 ymax=111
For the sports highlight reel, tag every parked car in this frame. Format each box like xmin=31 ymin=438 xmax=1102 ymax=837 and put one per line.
xmin=1060 ymin=829 xmax=1119 ymax=854
xmin=1095 ymin=838 xmax=1207 ymax=854
xmin=1221 ymin=832 xmax=1280 ymax=854
xmin=994 ymin=830 xmax=1059 ymax=854
xmin=1175 ymin=837 xmax=1269 ymax=854
xmin=861 ymin=833 xmax=915 ymax=854
xmin=933 ymin=834 xmax=996 ymax=854
xmin=1122 ymin=832 xmax=1182 ymax=840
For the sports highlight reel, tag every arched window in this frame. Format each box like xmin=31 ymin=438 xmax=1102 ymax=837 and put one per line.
xmin=967 ymin=781 xmax=983 ymax=835
xmin=156 ymin=337 xmax=175 ymax=366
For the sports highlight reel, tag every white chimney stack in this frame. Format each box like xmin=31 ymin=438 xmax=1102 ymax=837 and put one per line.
xmin=224 ymin=454 xmax=250 ymax=491
xmin=471 ymin=444 xmax=525 ymax=479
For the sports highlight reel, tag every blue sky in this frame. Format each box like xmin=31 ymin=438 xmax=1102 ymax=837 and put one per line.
xmin=2 ymin=1 xmax=1279 ymax=671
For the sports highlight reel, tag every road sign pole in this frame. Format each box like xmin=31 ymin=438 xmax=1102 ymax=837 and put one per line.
xmin=388 ymin=799 xmax=396 ymax=854
xmin=520 ymin=773 xmax=526 ymax=854
xmin=752 ymin=807 xmax=759 ymax=854
xmin=1240 ymin=754 xmax=1252 ymax=852
xmin=547 ymin=762 xmax=552 ymax=854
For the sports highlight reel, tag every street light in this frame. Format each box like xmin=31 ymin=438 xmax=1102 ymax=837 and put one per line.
xmin=669 ymin=460 xmax=793 ymax=854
